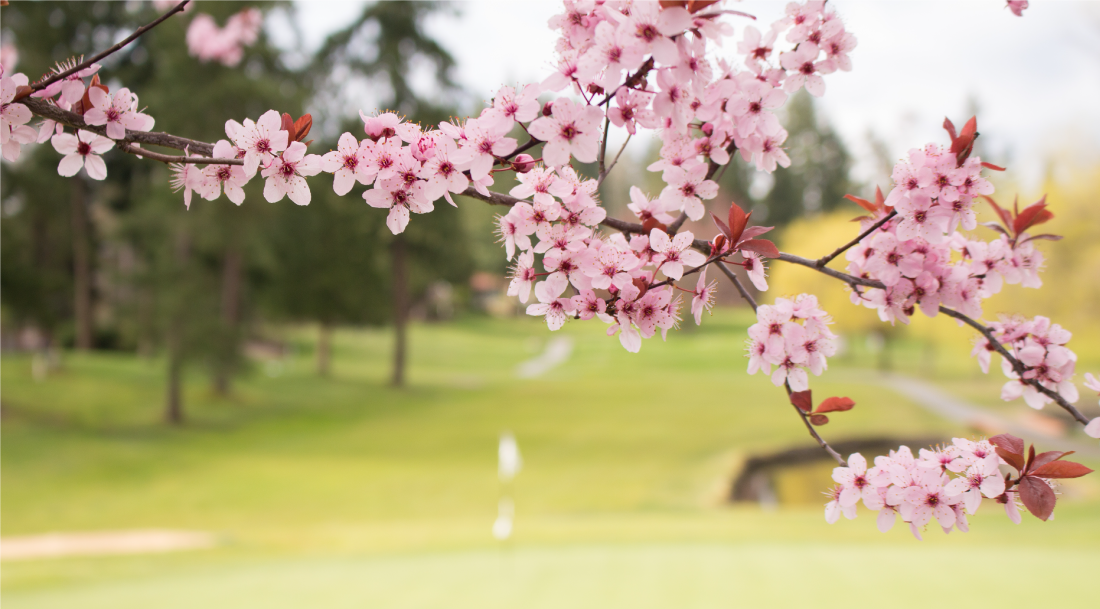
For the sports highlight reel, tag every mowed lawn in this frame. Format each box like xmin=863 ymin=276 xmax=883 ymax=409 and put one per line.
xmin=2 ymin=311 xmax=1099 ymax=608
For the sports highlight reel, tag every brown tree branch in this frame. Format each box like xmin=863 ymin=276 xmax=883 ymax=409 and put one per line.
xmin=22 ymin=97 xmax=218 ymax=156
xmin=21 ymin=1 xmax=191 ymax=99
xmin=816 ymin=210 xmax=897 ymax=268
xmin=116 ymin=141 xmax=241 ymax=166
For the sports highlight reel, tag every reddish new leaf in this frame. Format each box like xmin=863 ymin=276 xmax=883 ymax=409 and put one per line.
xmin=990 ymin=434 xmax=1025 ymax=471
xmin=844 ymin=194 xmax=877 ymax=213
xmin=1031 ymin=460 xmax=1094 ymax=479
xmin=809 ymin=414 xmax=829 ymax=426
xmin=1018 ymin=476 xmax=1056 ymax=521
xmin=790 ymin=390 xmax=813 ymax=413
xmin=981 ymin=161 xmax=1006 ymax=171
xmin=738 ymin=238 xmax=779 ymax=259
xmin=739 ymin=225 xmax=775 ymax=240
xmin=982 ymin=196 xmax=1014 ymax=233
xmin=1018 ymin=234 xmax=1063 ymax=244
xmin=727 ymin=202 xmax=749 ymax=244
xmin=814 ymin=397 xmax=855 ymax=414
xmin=711 ymin=212 xmax=731 ymax=239
xmin=942 ymin=117 xmax=958 ymax=143
xmin=293 ymin=114 xmax=313 ymax=143
xmin=951 ymin=116 xmax=978 ymax=165
xmin=280 ymin=112 xmax=295 ymax=134
xmin=1029 ymin=450 xmax=1073 ymax=472
xmin=1013 ymin=196 xmax=1053 ymax=235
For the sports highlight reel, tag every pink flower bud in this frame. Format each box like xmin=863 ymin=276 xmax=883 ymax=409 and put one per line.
xmin=512 ymin=153 xmax=536 ymax=173
xmin=541 ymin=101 xmax=554 ymax=117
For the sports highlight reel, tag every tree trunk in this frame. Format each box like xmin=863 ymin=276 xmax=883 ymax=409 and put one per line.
xmin=165 ymin=230 xmax=190 ymax=425
xmin=318 ymin=321 xmax=332 ymax=377
xmin=391 ymin=234 xmax=408 ymax=388
xmin=213 ymin=244 xmax=243 ymax=395
xmin=71 ymin=176 xmax=93 ymax=350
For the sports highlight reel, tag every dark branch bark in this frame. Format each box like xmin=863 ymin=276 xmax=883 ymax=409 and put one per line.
xmin=816 ymin=210 xmax=897 ymax=268
xmin=22 ymin=97 xmax=219 ymax=156
xmin=716 ymin=261 xmax=757 ymax=311
xmin=21 ymin=1 xmax=191 ymax=98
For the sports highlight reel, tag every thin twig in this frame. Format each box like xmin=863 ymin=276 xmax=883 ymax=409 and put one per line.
xmin=117 ymin=141 xmax=241 ymax=165
xmin=716 ymin=261 xmax=757 ymax=311
xmin=22 ymin=1 xmax=191 ymax=98
xmin=715 ymin=260 xmax=846 ymax=466
xmin=597 ymin=116 xmax=611 ymax=180
xmin=777 ymin=253 xmax=886 ymax=290
xmin=816 ymin=210 xmax=897 ymax=268
xmin=23 ymin=97 xmax=217 ymax=156
xmin=502 ymin=138 xmax=541 ymax=162
xmin=937 ymin=306 xmax=1091 ymax=425
xmin=602 ymin=133 xmax=631 ymax=182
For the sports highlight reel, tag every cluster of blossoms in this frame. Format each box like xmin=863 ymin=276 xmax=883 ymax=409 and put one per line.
xmin=746 ymin=294 xmax=837 ymax=390
xmin=825 ymin=439 xmax=1013 ymax=539
xmin=186 ymin=8 xmax=263 ymax=67
xmin=1 ymin=68 xmax=36 ymax=162
xmin=845 ymin=142 xmax=1044 ymax=326
xmin=501 ymin=166 xmax=701 ymax=352
xmin=972 ymin=315 xmax=1079 ymax=410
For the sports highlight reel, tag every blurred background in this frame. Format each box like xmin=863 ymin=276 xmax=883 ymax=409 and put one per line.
xmin=1 ymin=1 xmax=1099 ymax=607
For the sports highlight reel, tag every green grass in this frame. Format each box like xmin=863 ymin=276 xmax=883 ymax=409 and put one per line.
xmin=3 ymin=311 xmax=1099 ymax=607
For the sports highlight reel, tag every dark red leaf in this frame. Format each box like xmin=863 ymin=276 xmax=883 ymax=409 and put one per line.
xmin=809 ymin=414 xmax=829 ymax=426
xmin=874 ymin=186 xmax=886 ymax=209
xmin=990 ymin=434 xmax=1025 ymax=471
xmin=728 ymin=202 xmax=749 ymax=244
xmin=631 ymin=277 xmax=649 ymax=298
xmin=981 ymin=161 xmax=1006 ymax=171
xmin=814 ymin=397 xmax=855 ymax=414
xmin=980 ymin=222 xmax=1010 ymax=237
xmin=844 ymin=194 xmax=877 ymax=214
xmin=710 ymin=212 xmax=731 ymax=239
xmin=280 ymin=112 xmax=295 ymax=134
xmin=1027 ymin=443 xmax=1036 ymax=469
xmin=942 ymin=117 xmax=958 ymax=143
xmin=982 ymin=196 xmax=1014 ymax=232
xmin=1018 ymin=234 xmax=1063 ymax=244
xmin=952 ymin=116 xmax=978 ymax=164
xmin=1018 ymin=476 xmax=1056 ymax=521
xmin=11 ymin=85 xmax=33 ymax=103
xmin=1031 ymin=460 xmax=1094 ymax=479
xmin=1013 ymin=196 xmax=1053 ymax=235
xmin=293 ymin=114 xmax=313 ymax=142
xmin=738 ymin=239 xmax=779 ymax=259
xmin=790 ymin=390 xmax=813 ymax=413
xmin=739 ymin=225 xmax=774 ymax=240
xmin=1029 ymin=450 xmax=1073 ymax=472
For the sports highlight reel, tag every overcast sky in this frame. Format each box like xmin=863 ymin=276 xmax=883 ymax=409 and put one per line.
xmin=283 ymin=0 xmax=1100 ymax=190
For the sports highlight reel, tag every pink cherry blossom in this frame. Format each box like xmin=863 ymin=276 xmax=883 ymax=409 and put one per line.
xmin=321 ymin=132 xmax=373 ymax=195
xmin=186 ymin=9 xmax=262 ymax=67
xmin=261 ymin=141 xmax=323 ymax=206
xmin=507 ymin=251 xmax=538 ymax=304
xmin=51 ymin=129 xmax=113 ymax=180
xmin=527 ymin=98 xmax=603 ymax=168
xmin=31 ymin=58 xmax=100 ymax=107
xmin=649 ymin=229 xmax=706 ymax=280
xmin=691 ymin=268 xmax=717 ymax=325
xmin=200 ymin=140 xmax=250 ymax=205
xmin=2 ymin=74 xmax=35 ymax=146
xmin=742 ymin=251 xmax=769 ymax=291
xmin=84 ymin=87 xmax=154 ymax=140
xmin=659 ymin=163 xmax=718 ymax=221
xmin=526 ymin=277 xmax=575 ymax=330
xmin=365 ymin=177 xmax=433 ymax=235
xmin=238 ymin=110 xmax=289 ymax=176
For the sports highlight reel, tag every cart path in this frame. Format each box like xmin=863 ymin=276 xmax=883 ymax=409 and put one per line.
xmin=1 ymin=529 xmax=216 ymax=561
xmin=882 ymin=373 xmax=1100 ymax=457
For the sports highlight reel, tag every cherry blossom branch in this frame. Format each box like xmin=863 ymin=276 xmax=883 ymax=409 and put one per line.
xmin=597 ymin=116 xmax=611 ymax=181
xmin=776 ymin=252 xmax=886 ymax=290
xmin=20 ymin=1 xmax=191 ymax=99
xmin=116 ymin=141 xmax=242 ymax=166
xmin=22 ymin=97 xmax=217 ymax=156
xmin=815 ymin=210 xmax=897 ymax=268
xmin=937 ymin=306 xmax=1091 ymax=425
xmin=715 ymin=260 xmax=847 ymax=466
xmin=716 ymin=260 xmax=757 ymax=310
xmin=503 ymin=138 xmax=541 ymax=162
xmin=603 ymin=134 xmax=631 ymax=180
xmin=666 ymin=143 xmax=738 ymax=234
